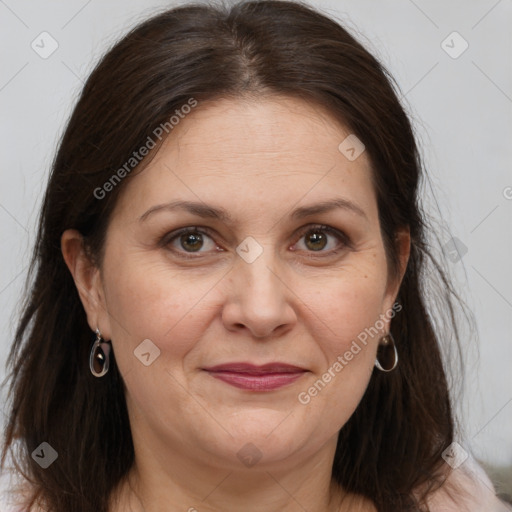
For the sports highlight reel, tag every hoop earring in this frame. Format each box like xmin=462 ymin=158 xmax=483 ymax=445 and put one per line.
xmin=375 ymin=332 xmax=398 ymax=372
xmin=89 ymin=328 xmax=111 ymax=378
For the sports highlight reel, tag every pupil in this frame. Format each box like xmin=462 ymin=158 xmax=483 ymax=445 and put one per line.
xmin=306 ymin=231 xmax=326 ymax=251
xmin=181 ymin=233 xmax=203 ymax=252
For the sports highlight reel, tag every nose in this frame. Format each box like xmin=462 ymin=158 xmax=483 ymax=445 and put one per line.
xmin=221 ymin=245 xmax=297 ymax=339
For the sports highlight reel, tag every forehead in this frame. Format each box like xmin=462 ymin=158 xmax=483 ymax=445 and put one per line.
xmin=163 ymin=96 xmax=367 ymax=172
xmin=114 ymin=96 xmax=377 ymax=223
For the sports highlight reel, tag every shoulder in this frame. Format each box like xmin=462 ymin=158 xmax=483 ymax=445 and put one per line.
xmin=422 ymin=455 xmax=512 ymax=512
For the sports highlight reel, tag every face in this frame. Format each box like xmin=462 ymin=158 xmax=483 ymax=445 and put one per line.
xmin=82 ymin=96 xmax=407 ymax=472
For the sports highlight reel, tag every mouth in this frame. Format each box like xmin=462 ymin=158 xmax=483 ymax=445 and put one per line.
xmin=202 ymin=362 xmax=308 ymax=391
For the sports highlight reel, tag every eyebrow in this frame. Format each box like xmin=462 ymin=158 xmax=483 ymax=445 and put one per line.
xmin=139 ymin=198 xmax=368 ymax=223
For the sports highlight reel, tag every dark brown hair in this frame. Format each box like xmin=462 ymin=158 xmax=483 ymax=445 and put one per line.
xmin=2 ymin=1 xmax=467 ymax=510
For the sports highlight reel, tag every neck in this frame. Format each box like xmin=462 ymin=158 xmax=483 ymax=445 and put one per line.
xmin=109 ymin=436 xmax=359 ymax=512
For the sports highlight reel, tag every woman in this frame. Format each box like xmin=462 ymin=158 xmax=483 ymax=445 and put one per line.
xmin=1 ymin=1 xmax=509 ymax=511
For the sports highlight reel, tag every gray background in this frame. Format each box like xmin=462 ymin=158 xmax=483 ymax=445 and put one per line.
xmin=1 ymin=0 xmax=511 ymax=473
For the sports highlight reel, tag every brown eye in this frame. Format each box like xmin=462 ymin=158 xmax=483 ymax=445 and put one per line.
xmin=294 ymin=224 xmax=349 ymax=256
xmin=163 ymin=227 xmax=218 ymax=258
xmin=180 ymin=232 xmax=204 ymax=252
xmin=304 ymin=231 xmax=328 ymax=251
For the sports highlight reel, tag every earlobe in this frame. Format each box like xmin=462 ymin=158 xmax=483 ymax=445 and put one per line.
xmin=61 ymin=229 xmax=109 ymax=337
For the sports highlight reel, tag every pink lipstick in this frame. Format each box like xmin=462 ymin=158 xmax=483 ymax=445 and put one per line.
xmin=202 ymin=363 xmax=307 ymax=391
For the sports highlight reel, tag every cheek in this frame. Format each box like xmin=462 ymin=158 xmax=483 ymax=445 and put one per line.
xmin=333 ymin=282 xmax=386 ymax=350
xmin=305 ymin=262 xmax=389 ymax=356
xmin=102 ymin=252 xmax=220 ymax=372
xmin=102 ymin=257 xmax=220 ymax=434
xmin=293 ymin=264 xmax=388 ymax=427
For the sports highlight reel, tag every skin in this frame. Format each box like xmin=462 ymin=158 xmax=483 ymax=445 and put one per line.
xmin=62 ymin=95 xmax=410 ymax=512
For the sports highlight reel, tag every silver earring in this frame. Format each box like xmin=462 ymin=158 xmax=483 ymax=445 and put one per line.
xmin=375 ymin=332 xmax=398 ymax=372
xmin=89 ymin=328 xmax=111 ymax=377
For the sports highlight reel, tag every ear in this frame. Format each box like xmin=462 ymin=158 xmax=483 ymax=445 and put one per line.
xmin=61 ymin=229 xmax=111 ymax=340
xmin=382 ymin=227 xmax=411 ymax=320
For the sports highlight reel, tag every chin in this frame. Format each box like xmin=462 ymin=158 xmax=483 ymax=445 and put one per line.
xmin=193 ymin=412 xmax=325 ymax=470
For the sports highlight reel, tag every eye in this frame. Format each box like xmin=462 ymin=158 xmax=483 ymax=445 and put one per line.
xmin=160 ymin=224 xmax=350 ymax=260
xmin=292 ymin=224 xmax=349 ymax=256
xmin=162 ymin=227 xmax=220 ymax=258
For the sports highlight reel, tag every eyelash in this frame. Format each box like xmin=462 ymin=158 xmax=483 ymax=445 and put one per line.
xmin=160 ymin=224 xmax=351 ymax=260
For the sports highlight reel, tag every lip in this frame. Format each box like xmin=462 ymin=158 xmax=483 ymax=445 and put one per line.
xmin=202 ymin=362 xmax=308 ymax=391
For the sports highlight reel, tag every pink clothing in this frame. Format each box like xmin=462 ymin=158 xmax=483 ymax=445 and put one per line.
xmin=424 ymin=455 xmax=512 ymax=511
